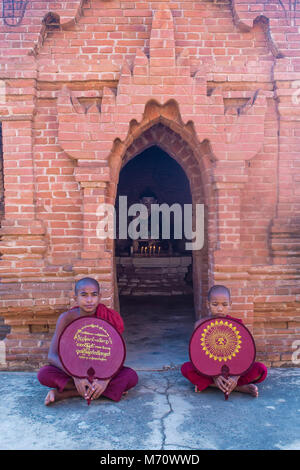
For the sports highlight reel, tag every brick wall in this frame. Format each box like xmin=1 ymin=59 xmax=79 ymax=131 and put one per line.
xmin=0 ymin=0 xmax=299 ymax=369
xmin=0 ymin=123 xmax=4 ymax=222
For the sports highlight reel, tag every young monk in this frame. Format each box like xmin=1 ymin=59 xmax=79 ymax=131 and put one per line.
xmin=37 ymin=277 xmax=138 ymax=405
xmin=181 ymin=285 xmax=267 ymax=398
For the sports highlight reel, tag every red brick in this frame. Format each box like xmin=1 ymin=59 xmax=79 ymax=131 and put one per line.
xmin=0 ymin=0 xmax=299 ymax=368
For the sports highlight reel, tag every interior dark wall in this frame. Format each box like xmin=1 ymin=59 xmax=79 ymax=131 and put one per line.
xmin=115 ymin=145 xmax=193 ymax=256
xmin=116 ymin=146 xmax=192 ymax=208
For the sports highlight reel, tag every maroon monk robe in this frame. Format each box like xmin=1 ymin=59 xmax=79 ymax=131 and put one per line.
xmin=181 ymin=315 xmax=268 ymax=391
xmin=37 ymin=303 xmax=138 ymax=402
xmin=70 ymin=302 xmax=125 ymax=335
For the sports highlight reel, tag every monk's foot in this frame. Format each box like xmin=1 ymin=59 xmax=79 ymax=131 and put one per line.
xmin=235 ymin=383 xmax=258 ymax=397
xmin=45 ymin=389 xmax=58 ymax=406
xmin=44 ymin=388 xmax=80 ymax=405
xmin=194 ymin=385 xmax=201 ymax=393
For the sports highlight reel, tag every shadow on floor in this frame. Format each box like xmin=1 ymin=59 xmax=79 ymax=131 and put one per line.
xmin=119 ymin=294 xmax=195 ymax=370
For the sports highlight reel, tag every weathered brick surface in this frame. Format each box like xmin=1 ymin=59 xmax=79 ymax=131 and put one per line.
xmin=0 ymin=1 xmax=299 ymax=369
xmin=0 ymin=124 xmax=4 ymax=222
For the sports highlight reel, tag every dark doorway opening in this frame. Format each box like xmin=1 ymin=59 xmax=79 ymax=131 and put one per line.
xmin=115 ymin=145 xmax=195 ymax=368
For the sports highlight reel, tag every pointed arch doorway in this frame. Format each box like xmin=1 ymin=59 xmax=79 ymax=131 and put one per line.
xmin=113 ymin=124 xmax=209 ymax=370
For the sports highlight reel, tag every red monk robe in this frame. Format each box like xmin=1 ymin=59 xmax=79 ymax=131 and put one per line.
xmin=181 ymin=315 xmax=267 ymax=394
xmin=37 ymin=303 xmax=138 ymax=402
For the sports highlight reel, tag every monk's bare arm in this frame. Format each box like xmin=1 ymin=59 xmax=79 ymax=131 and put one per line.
xmin=194 ymin=315 xmax=212 ymax=330
xmin=48 ymin=311 xmax=72 ymax=372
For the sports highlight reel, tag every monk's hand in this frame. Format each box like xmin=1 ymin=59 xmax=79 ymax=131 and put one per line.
xmin=89 ymin=378 xmax=110 ymax=401
xmin=213 ymin=375 xmax=229 ymax=394
xmin=226 ymin=376 xmax=239 ymax=395
xmin=73 ymin=377 xmax=93 ymax=399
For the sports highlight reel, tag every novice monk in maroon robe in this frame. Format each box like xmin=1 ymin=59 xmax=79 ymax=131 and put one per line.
xmin=38 ymin=277 xmax=138 ymax=405
xmin=181 ymin=285 xmax=267 ymax=398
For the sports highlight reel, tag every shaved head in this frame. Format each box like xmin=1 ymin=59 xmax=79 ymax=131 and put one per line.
xmin=75 ymin=277 xmax=100 ymax=295
xmin=207 ymin=285 xmax=230 ymax=301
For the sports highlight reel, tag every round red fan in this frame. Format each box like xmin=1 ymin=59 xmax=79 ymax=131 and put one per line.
xmin=58 ymin=316 xmax=126 ymax=404
xmin=189 ymin=316 xmax=256 ymax=400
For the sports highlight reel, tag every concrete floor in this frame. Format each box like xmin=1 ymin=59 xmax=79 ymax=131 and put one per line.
xmin=120 ymin=295 xmax=195 ymax=370
xmin=0 ymin=295 xmax=299 ymax=451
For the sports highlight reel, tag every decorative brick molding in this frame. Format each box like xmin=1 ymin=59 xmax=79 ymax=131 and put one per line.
xmin=56 ymin=7 xmax=267 ymax=164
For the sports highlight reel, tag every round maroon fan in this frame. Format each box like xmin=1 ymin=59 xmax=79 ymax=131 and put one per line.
xmin=58 ymin=316 xmax=126 ymax=404
xmin=189 ymin=317 xmax=256 ymax=400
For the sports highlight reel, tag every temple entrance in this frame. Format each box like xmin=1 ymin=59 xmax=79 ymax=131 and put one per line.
xmin=114 ymin=145 xmax=198 ymax=369
xmin=115 ymin=145 xmax=194 ymax=298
